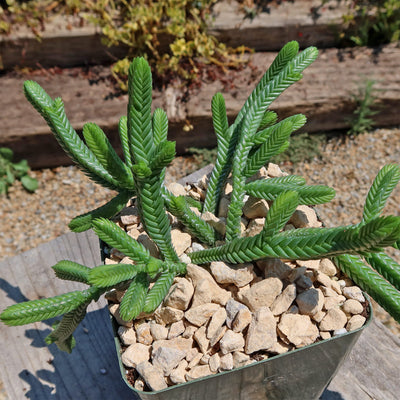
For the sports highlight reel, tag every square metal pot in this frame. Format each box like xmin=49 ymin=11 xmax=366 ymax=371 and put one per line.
xmin=106 ymin=166 xmax=372 ymax=399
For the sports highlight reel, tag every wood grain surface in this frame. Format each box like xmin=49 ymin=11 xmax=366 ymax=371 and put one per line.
xmin=0 ymin=0 xmax=347 ymax=70
xmin=1 ymin=44 xmax=400 ymax=169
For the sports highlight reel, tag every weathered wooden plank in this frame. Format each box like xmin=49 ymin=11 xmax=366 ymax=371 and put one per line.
xmin=209 ymin=0 xmax=347 ymax=51
xmin=0 ymin=1 xmax=347 ymax=70
xmin=1 ymin=44 xmax=399 ymax=169
xmin=0 ymin=19 xmax=126 ymax=71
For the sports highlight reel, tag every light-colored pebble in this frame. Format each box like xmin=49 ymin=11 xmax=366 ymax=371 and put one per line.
xmin=297 ymin=259 xmax=320 ymax=270
xmin=342 ymin=286 xmax=366 ymax=303
xmin=316 ymin=271 xmax=333 ymax=288
xmin=169 ymin=360 xmax=188 ymax=384
xmin=271 ymin=284 xmax=296 ymax=316
xmin=186 ymin=264 xmax=231 ymax=305
xmin=168 ymin=320 xmax=186 ymax=339
xmin=182 ymin=324 xmax=197 ymax=339
xmin=171 ymin=229 xmax=192 ymax=256
xmin=342 ymin=299 xmax=364 ymax=315
xmin=243 ymin=197 xmax=270 ymax=219
xmin=320 ymin=331 xmax=331 ymax=340
xmin=268 ymin=340 xmax=292 ymax=355
xmin=330 ymin=279 xmax=342 ymax=295
xmin=346 ymin=315 xmax=367 ymax=331
xmin=120 ymin=207 xmax=140 ymax=225
xmin=190 ymin=278 xmax=214 ymax=308
xmin=289 ymin=205 xmax=321 ymax=228
xmin=267 ymin=163 xmax=284 ymax=177
xmin=201 ymin=211 xmax=226 ymax=235
xmin=245 ymin=218 xmax=265 ymax=237
xmin=152 ymin=337 xmax=194 ymax=354
xmin=240 ymin=278 xmax=283 ymax=311
xmin=191 ymin=242 xmax=205 ymax=252
xmin=187 ymin=351 xmax=203 ymax=369
xmin=185 ymin=303 xmax=221 ymax=327
xmin=127 ymin=227 xmax=142 ymax=240
xmin=319 ymin=258 xmax=338 ymax=276
xmin=155 ymin=306 xmax=184 ymax=325
xmin=209 ymin=326 xmax=228 ymax=347
xmin=319 ymin=308 xmax=348 ymax=331
xmin=185 ymin=365 xmax=214 ymax=381
xmin=167 ymin=182 xmax=187 ymax=196
xmin=149 ymin=322 xmax=168 ymax=341
xmin=219 ymin=353 xmax=234 ymax=371
xmin=164 ymin=278 xmax=194 ymax=311
xmin=200 ymin=354 xmax=210 ymax=365
xmin=136 ymin=323 xmax=153 ymax=345
xmin=232 ymin=351 xmax=250 ymax=368
xmin=321 ymin=286 xmax=340 ymax=297
xmin=118 ymin=326 xmax=136 ymax=345
xmin=333 ymin=328 xmax=348 ymax=336
xmin=209 ymin=353 xmax=221 ymax=372
xmin=151 ymin=346 xmax=186 ymax=376
xmin=232 ymin=307 xmax=252 ymax=333
xmin=207 ymin=307 xmax=227 ymax=339
xmin=193 ymin=326 xmax=210 ymax=354
xmin=134 ymin=376 xmax=145 ymax=391
xmin=225 ymin=299 xmax=250 ymax=328
xmin=278 ymin=314 xmax=319 ymax=348
xmin=136 ymin=361 xmax=167 ymax=391
xmin=186 ymin=347 xmax=200 ymax=363
xmin=210 ymin=261 xmax=255 ymax=288
xmin=121 ymin=343 xmax=151 ymax=368
xmin=311 ymin=310 xmax=326 ymax=323
xmin=108 ymin=304 xmax=133 ymax=327
xmin=324 ymin=295 xmax=346 ymax=310
xmin=245 ymin=307 xmax=277 ymax=354
xmin=219 ymin=329 xmax=245 ymax=354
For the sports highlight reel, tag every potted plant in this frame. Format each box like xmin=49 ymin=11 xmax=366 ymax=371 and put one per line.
xmin=1 ymin=41 xmax=400 ymax=399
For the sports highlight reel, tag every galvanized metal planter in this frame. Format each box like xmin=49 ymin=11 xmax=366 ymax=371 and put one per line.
xmin=110 ymin=301 xmax=372 ymax=400
xmin=104 ymin=166 xmax=372 ymax=399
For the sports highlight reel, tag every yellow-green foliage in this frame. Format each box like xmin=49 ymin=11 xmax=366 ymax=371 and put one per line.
xmin=85 ymin=0 xmax=247 ymax=87
xmin=1 ymin=0 xmax=248 ymax=86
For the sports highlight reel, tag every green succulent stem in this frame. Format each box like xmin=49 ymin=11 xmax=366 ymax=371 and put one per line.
xmin=335 ymin=254 xmax=400 ymax=323
xmin=2 ymin=42 xmax=400 ymax=354
xmin=189 ymin=216 xmax=400 ymax=265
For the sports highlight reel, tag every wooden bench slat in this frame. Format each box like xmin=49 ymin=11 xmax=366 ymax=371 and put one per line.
xmin=1 ymin=45 xmax=400 ymax=169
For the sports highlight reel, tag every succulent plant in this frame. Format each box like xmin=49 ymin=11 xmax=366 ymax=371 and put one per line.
xmin=1 ymin=41 xmax=400 ymax=353
xmin=0 ymin=147 xmax=38 ymax=195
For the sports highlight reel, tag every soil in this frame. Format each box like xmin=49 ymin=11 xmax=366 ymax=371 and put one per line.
xmin=0 ymin=128 xmax=399 ymax=339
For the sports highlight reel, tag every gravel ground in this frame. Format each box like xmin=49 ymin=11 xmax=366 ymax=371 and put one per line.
xmin=1 ymin=128 xmax=399 ymax=338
